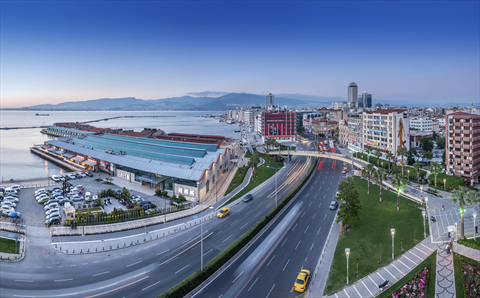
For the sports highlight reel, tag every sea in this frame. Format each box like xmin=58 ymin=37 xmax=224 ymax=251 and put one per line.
xmin=0 ymin=110 xmax=237 ymax=181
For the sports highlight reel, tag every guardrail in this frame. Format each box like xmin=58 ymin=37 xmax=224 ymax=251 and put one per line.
xmin=0 ymin=222 xmax=27 ymax=234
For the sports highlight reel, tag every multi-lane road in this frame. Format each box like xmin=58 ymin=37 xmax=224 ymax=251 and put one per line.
xmin=0 ymin=140 xmax=344 ymax=298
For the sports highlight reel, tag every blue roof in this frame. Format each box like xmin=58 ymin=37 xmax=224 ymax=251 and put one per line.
xmin=103 ymin=134 xmax=219 ymax=152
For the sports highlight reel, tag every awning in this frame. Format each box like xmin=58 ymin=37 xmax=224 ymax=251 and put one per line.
xmin=53 ymin=150 xmax=63 ymax=155
xmin=40 ymin=145 xmax=50 ymax=149
xmin=72 ymin=156 xmax=85 ymax=162
xmin=137 ymin=176 xmax=166 ymax=184
xmin=63 ymin=153 xmax=74 ymax=158
xmin=83 ymin=160 xmax=97 ymax=166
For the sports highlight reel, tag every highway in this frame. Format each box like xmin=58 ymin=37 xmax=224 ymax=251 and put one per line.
xmin=0 ymin=142 xmax=322 ymax=298
xmin=194 ymin=152 xmax=343 ymax=298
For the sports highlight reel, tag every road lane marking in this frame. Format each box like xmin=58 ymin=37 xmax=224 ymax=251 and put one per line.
xmin=301 ymin=212 xmax=306 ymax=218
xmin=267 ymin=255 xmax=275 ymax=266
xmin=93 ymin=261 xmax=99 ymax=263
xmin=305 ymin=257 xmax=308 ymax=262
xmin=308 ymin=202 xmax=312 ymax=207
xmin=246 ymin=210 xmax=253 ymax=215
xmin=159 ymin=232 xmax=213 ymax=267
xmin=255 ymin=212 xmax=261 ymax=218
xmin=312 ymin=213 xmax=316 ymax=219
xmin=248 ymin=277 xmax=259 ymax=291
xmin=223 ymin=235 xmax=233 ymax=243
xmin=127 ymin=261 xmax=142 ymax=267
xmin=142 ymin=280 xmax=161 ymax=291
xmin=317 ymin=227 xmax=322 ymax=235
xmin=310 ymin=243 xmax=315 ymax=251
xmin=182 ymin=238 xmax=192 ymax=244
xmin=232 ymin=270 xmax=244 ymax=283
xmin=55 ymin=278 xmax=73 ymax=282
xmin=283 ymin=259 xmax=290 ymax=271
xmin=203 ymin=249 xmax=213 ymax=256
xmin=157 ymin=249 xmax=169 ymax=256
xmin=14 ymin=280 xmax=34 ymax=283
xmin=93 ymin=271 xmax=109 ymax=276
xmin=318 ymin=203 xmax=322 ymax=208
xmin=175 ymin=264 xmax=190 ymax=274
xmin=304 ymin=225 xmax=309 ymax=233
xmin=164 ymin=257 xmax=179 ymax=264
xmin=295 ymin=241 xmax=301 ymax=250
xmin=324 ymin=214 xmax=327 ymax=220
xmin=266 ymin=284 xmax=276 ymax=298
xmin=281 ymin=238 xmax=288 ymax=246
xmin=84 ymin=274 xmax=149 ymax=298
xmin=314 ymin=194 xmax=317 ymax=198
xmin=13 ymin=295 xmax=35 ymax=297
xmin=230 ymin=219 xmax=239 ymax=226
xmin=292 ymin=224 xmax=298 ymax=231
xmin=213 ymin=231 xmax=223 ymax=237
xmin=69 ymin=265 xmax=76 ymax=267
xmin=240 ymin=222 xmax=249 ymax=229
xmin=306 ymin=193 xmax=310 ymax=196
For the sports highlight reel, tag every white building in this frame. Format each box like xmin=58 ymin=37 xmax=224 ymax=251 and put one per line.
xmin=410 ymin=117 xmax=433 ymax=132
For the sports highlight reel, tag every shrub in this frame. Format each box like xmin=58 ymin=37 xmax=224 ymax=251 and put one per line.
xmin=427 ymin=173 xmax=464 ymax=190
xmin=161 ymin=191 xmax=168 ymax=197
xmin=178 ymin=194 xmax=187 ymax=201
xmin=155 ymin=189 xmax=162 ymax=196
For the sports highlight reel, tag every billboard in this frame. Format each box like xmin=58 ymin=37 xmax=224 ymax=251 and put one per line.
xmin=264 ymin=112 xmax=296 ymax=137
xmin=396 ymin=112 xmax=410 ymax=163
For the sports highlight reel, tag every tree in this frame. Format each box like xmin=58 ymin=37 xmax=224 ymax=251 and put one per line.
xmin=361 ymin=164 xmax=376 ymax=195
xmin=423 ymin=151 xmax=433 ymax=160
xmin=432 ymin=131 xmax=437 ymax=140
xmin=450 ymin=187 xmax=480 ymax=239
xmin=412 ymin=161 xmax=423 ymax=187
xmin=296 ymin=125 xmax=305 ymax=134
xmin=441 ymin=150 xmax=446 ymax=165
xmin=407 ymin=148 xmax=417 ymax=165
xmin=397 ymin=147 xmax=408 ymax=176
xmin=429 ymin=162 xmax=442 ymax=188
xmin=364 ymin=145 xmax=372 ymax=162
xmin=161 ymin=190 xmax=168 ymax=197
xmin=374 ymin=168 xmax=387 ymax=201
xmin=419 ymin=136 xmax=434 ymax=152
xmin=336 ymin=177 xmax=362 ymax=229
xmin=264 ymin=138 xmax=276 ymax=161
xmin=386 ymin=152 xmax=394 ymax=173
xmin=436 ymin=136 xmax=446 ymax=149
xmin=391 ymin=174 xmax=408 ymax=211
xmin=247 ymin=151 xmax=261 ymax=175
xmin=374 ymin=150 xmax=382 ymax=167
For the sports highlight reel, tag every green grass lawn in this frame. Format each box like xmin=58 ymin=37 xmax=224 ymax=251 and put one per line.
xmin=377 ymin=252 xmax=436 ymax=298
xmin=458 ymin=238 xmax=480 ymax=250
xmin=453 ymin=253 xmax=479 ymax=298
xmin=244 ymin=148 xmax=257 ymax=158
xmin=323 ymin=177 xmax=428 ymax=296
xmin=222 ymin=157 xmax=283 ymax=206
xmin=224 ymin=166 xmax=250 ymax=196
xmin=0 ymin=237 xmax=20 ymax=254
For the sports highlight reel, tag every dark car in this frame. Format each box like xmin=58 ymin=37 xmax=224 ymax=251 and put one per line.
xmin=142 ymin=203 xmax=156 ymax=210
xmin=58 ymin=198 xmax=71 ymax=205
xmin=63 ymin=175 xmax=71 ymax=180
xmin=0 ymin=187 xmax=5 ymax=194
xmin=242 ymin=194 xmax=253 ymax=202
xmin=115 ymin=189 xmax=122 ymax=195
xmin=74 ymin=173 xmax=83 ymax=178
xmin=138 ymin=201 xmax=151 ymax=206
xmin=85 ymin=172 xmax=94 ymax=177
xmin=46 ymin=216 xmax=61 ymax=226
xmin=125 ymin=201 xmax=133 ymax=209
xmin=49 ymin=186 xmax=61 ymax=192
xmin=170 ymin=201 xmax=182 ymax=207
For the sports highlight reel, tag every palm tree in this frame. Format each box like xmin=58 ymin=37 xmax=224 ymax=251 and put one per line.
xmin=450 ymin=187 xmax=480 ymax=239
xmin=397 ymin=147 xmax=408 ymax=176
xmin=361 ymin=164 xmax=376 ymax=194
xmin=412 ymin=161 xmax=423 ymax=187
xmin=374 ymin=168 xmax=387 ymax=201
xmin=428 ymin=162 xmax=442 ymax=188
xmin=264 ymin=138 xmax=275 ymax=161
xmin=386 ymin=152 xmax=394 ymax=173
xmin=247 ymin=152 xmax=261 ymax=175
xmin=391 ymin=174 xmax=408 ymax=211
xmin=364 ymin=145 xmax=372 ymax=162
xmin=374 ymin=150 xmax=382 ymax=167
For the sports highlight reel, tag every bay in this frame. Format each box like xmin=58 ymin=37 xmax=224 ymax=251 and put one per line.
xmin=0 ymin=110 xmax=237 ymax=181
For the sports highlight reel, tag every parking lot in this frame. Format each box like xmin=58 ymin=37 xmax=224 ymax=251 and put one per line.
xmin=4 ymin=172 xmax=175 ymax=228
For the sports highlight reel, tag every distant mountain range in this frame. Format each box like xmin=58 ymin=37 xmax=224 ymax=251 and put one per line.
xmin=20 ymin=93 xmax=336 ymax=111
xmin=16 ymin=93 xmax=476 ymax=111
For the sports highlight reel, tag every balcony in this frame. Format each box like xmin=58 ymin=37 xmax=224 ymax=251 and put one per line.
xmin=454 ymin=158 xmax=463 ymax=164
xmin=462 ymin=129 xmax=471 ymax=135
xmin=453 ymin=165 xmax=462 ymax=171
xmin=453 ymin=129 xmax=462 ymax=134
xmin=454 ymin=143 xmax=462 ymax=149
xmin=463 ymin=137 xmax=472 ymax=142
xmin=463 ymin=166 xmax=471 ymax=172
xmin=453 ymin=122 xmax=461 ymax=126
xmin=453 ymin=136 xmax=461 ymax=141
xmin=462 ymin=152 xmax=473 ymax=158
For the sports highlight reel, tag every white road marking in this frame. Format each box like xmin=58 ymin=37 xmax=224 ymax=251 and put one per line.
xmin=232 ymin=270 xmax=244 ymax=283
xmin=248 ymin=277 xmax=259 ymax=291
xmin=14 ymin=296 xmax=35 ymax=297
xmin=292 ymin=224 xmax=298 ymax=231
xmin=69 ymin=265 xmax=76 ymax=267
xmin=175 ymin=264 xmax=190 ymax=274
xmin=255 ymin=212 xmax=261 ymax=218
xmin=54 ymin=279 xmax=73 ymax=282
xmin=266 ymin=203 xmax=272 ymax=209
xmin=157 ymin=249 xmax=170 ymax=256
xmin=318 ymin=203 xmax=322 ymax=208
xmin=267 ymin=255 xmax=276 ymax=266
xmin=165 ymin=257 xmax=179 ymax=264
xmin=307 ymin=193 xmax=310 ymax=196
xmin=14 ymin=280 xmax=34 ymax=283
xmin=324 ymin=214 xmax=327 ymax=220
xmin=240 ymin=222 xmax=249 ymax=229
xmin=230 ymin=219 xmax=239 ymax=226
xmin=295 ymin=241 xmax=301 ymax=250
xmin=213 ymin=231 xmax=223 ymax=237
xmin=282 ymin=259 xmax=290 ymax=271
xmin=182 ymin=238 xmax=192 ymax=244
xmin=93 ymin=271 xmax=109 ymax=276
xmin=266 ymin=284 xmax=276 ymax=298
xmin=281 ymin=238 xmax=288 ymax=246
xmin=127 ymin=261 xmax=142 ymax=267
xmin=310 ymin=243 xmax=315 ymax=251
xmin=301 ymin=212 xmax=306 ymax=218
xmin=312 ymin=213 xmax=316 ymax=219
xmin=222 ymin=235 xmax=233 ymax=243
xmin=142 ymin=281 xmax=161 ymax=291
xmin=246 ymin=210 xmax=253 ymax=215
xmin=93 ymin=261 xmax=99 ymax=263
xmin=361 ymin=280 xmax=374 ymax=297
xmin=314 ymin=194 xmax=317 ymax=198
xmin=317 ymin=227 xmax=322 ymax=235
xmin=304 ymin=225 xmax=309 ymax=233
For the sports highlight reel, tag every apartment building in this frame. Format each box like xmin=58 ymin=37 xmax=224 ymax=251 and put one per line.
xmin=410 ymin=117 xmax=433 ymax=132
xmin=362 ymin=110 xmax=409 ymax=160
xmin=347 ymin=114 xmax=363 ymax=153
xmin=445 ymin=112 xmax=480 ymax=185
xmin=312 ymin=118 xmax=338 ymax=138
xmin=338 ymin=119 xmax=349 ymax=146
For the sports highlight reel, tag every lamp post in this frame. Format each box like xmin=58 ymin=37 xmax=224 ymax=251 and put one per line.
xmin=425 ymin=197 xmax=428 ymax=209
xmin=345 ymin=248 xmax=350 ymax=285
xmin=455 ymin=222 xmax=458 ymax=253
xmin=474 ymin=213 xmax=477 ymax=240
xmin=201 ymin=206 xmax=214 ymax=271
xmin=422 ymin=211 xmax=426 ymax=238
xmin=408 ymin=170 xmax=410 ymax=182
xmin=443 ymin=179 xmax=446 ymax=193
xmin=391 ymin=228 xmax=395 ymax=259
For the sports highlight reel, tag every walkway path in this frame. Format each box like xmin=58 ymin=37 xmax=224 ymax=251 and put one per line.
xmin=435 ymin=242 xmax=455 ymax=298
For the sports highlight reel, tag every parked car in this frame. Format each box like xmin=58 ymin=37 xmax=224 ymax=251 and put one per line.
xmin=4 ymin=188 xmax=18 ymax=196
xmin=294 ymin=269 xmax=311 ymax=293
xmin=216 ymin=208 xmax=230 ymax=218
xmin=85 ymin=172 xmax=94 ymax=177
xmin=115 ymin=189 xmax=122 ymax=195
xmin=329 ymin=201 xmax=339 ymax=210
xmin=46 ymin=208 xmax=60 ymax=216
xmin=0 ymin=206 xmax=15 ymax=213
xmin=242 ymin=194 xmax=253 ymax=202
xmin=58 ymin=198 xmax=72 ymax=205
xmin=72 ymin=185 xmax=84 ymax=192
xmin=36 ymin=193 xmax=49 ymax=200
xmin=50 ymin=193 xmax=64 ymax=199
xmin=71 ymin=195 xmax=83 ymax=202
xmin=46 ymin=212 xmax=61 ymax=220
xmin=51 ymin=175 xmax=62 ymax=182
xmin=63 ymin=175 xmax=71 ymax=181
xmin=4 ymin=196 xmax=19 ymax=203
xmin=1 ymin=201 xmax=16 ymax=208
xmin=45 ymin=203 xmax=59 ymax=211
xmin=145 ymin=209 xmax=155 ymax=215
xmin=142 ymin=203 xmax=156 ymax=210
xmin=84 ymin=192 xmax=92 ymax=200
xmin=35 ymin=189 xmax=47 ymax=195
xmin=138 ymin=201 xmax=151 ymax=206
xmin=49 ymin=186 xmax=61 ymax=192
xmin=125 ymin=201 xmax=133 ymax=209
xmin=46 ymin=216 xmax=61 ymax=226
xmin=170 ymin=201 xmax=182 ymax=207
xmin=10 ymin=185 xmax=21 ymax=192
xmin=74 ymin=172 xmax=83 ymax=179
xmin=67 ymin=174 xmax=76 ymax=180
xmin=44 ymin=199 xmax=59 ymax=206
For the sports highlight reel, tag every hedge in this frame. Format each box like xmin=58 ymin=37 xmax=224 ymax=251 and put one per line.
xmin=354 ymin=152 xmax=392 ymax=170
xmin=392 ymin=166 xmax=428 ymax=183
xmin=427 ymin=173 xmax=464 ymax=190
xmin=458 ymin=238 xmax=480 ymax=251
xmin=157 ymin=157 xmax=318 ymax=298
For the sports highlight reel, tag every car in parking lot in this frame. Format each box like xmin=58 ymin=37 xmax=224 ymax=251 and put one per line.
xmin=10 ymin=185 xmax=21 ymax=192
xmin=58 ymin=198 xmax=72 ymax=205
xmin=67 ymin=174 xmax=76 ymax=180
xmin=1 ymin=201 xmax=16 ymax=208
xmin=342 ymin=169 xmax=347 ymax=174
xmin=51 ymin=175 xmax=63 ymax=182
xmin=4 ymin=196 xmax=19 ymax=203
xmin=142 ymin=203 xmax=156 ymax=210
xmin=44 ymin=199 xmax=59 ymax=206
xmin=329 ymin=201 xmax=339 ymax=210
xmin=35 ymin=189 xmax=47 ymax=195
xmin=49 ymin=186 xmax=61 ymax=192
xmin=63 ymin=175 xmax=71 ymax=181
xmin=46 ymin=208 xmax=60 ymax=216
xmin=74 ymin=173 xmax=83 ymax=179
xmin=217 ymin=208 xmax=230 ymax=218
xmin=45 ymin=203 xmax=59 ymax=211
xmin=294 ymin=269 xmax=311 ymax=292
xmin=46 ymin=216 xmax=61 ymax=226
xmin=242 ymin=194 xmax=253 ymax=202
xmin=71 ymin=195 xmax=83 ymax=202
xmin=85 ymin=172 xmax=93 ymax=177
xmin=84 ymin=192 xmax=92 ymax=200
xmin=46 ymin=212 xmax=61 ymax=220
xmin=37 ymin=197 xmax=50 ymax=204
xmin=50 ymin=192 xmax=64 ymax=199
xmin=1 ymin=206 xmax=15 ymax=213
xmin=145 ymin=209 xmax=156 ymax=215
xmin=72 ymin=185 xmax=84 ymax=191
xmin=125 ymin=201 xmax=133 ymax=209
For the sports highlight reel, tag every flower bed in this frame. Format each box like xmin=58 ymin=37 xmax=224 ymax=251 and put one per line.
xmin=391 ymin=266 xmax=429 ymax=298
xmin=462 ymin=261 xmax=480 ymax=298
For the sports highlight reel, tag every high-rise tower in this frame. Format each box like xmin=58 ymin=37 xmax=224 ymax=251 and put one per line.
xmin=361 ymin=91 xmax=372 ymax=108
xmin=348 ymin=82 xmax=358 ymax=108
xmin=266 ymin=93 xmax=274 ymax=107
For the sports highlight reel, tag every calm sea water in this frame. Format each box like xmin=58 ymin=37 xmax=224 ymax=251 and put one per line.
xmin=0 ymin=110 xmax=236 ymax=181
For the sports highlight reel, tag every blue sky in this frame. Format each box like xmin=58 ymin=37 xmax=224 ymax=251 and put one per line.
xmin=1 ymin=1 xmax=479 ymax=107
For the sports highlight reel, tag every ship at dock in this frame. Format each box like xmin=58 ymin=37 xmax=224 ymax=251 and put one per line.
xmin=35 ymin=113 xmax=50 ymax=116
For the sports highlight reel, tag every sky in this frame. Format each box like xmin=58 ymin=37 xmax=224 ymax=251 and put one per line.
xmin=1 ymin=1 xmax=479 ymax=108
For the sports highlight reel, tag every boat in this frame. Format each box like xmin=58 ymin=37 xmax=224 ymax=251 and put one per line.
xmin=35 ymin=113 xmax=49 ymax=116
xmin=226 ymin=119 xmax=234 ymax=124
xmin=234 ymin=129 xmax=241 ymax=133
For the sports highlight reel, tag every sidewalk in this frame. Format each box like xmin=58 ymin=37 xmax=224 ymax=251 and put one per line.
xmin=434 ymin=242 xmax=455 ymax=298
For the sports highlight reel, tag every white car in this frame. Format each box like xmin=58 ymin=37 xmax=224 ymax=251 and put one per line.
xmin=84 ymin=192 xmax=92 ymax=200
xmin=67 ymin=174 xmax=76 ymax=180
xmin=71 ymin=195 xmax=83 ymax=202
xmin=1 ymin=201 xmax=16 ymax=208
xmin=51 ymin=175 xmax=62 ymax=182
xmin=45 ymin=203 xmax=59 ymax=211
xmin=35 ymin=189 xmax=47 ymax=195
xmin=80 ymin=172 xmax=87 ymax=178
xmin=4 ymin=188 xmax=17 ymax=196
xmin=0 ymin=206 xmax=15 ymax=213
xmin=73 ymin=185 xmax=84 ymax=191
xmin=46 ymin=208 xmax=60 ymax=216
xmin=36 ymin=194 xmax=49 ymax=201
xmin=10 ymin=185 xmax=21 ymax=191
xmin=46 ymin=212 xmax=61 ymax=220
xmin=4 ymin=197 xmax=19 ymax=203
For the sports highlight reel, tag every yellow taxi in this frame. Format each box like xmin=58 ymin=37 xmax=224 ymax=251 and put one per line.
xmin=216 ymin=208 xmax=230 ymax=218
xmin=294 ymin=269 xmax=310 ymax=292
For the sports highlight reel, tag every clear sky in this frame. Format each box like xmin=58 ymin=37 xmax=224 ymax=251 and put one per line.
xmin=1 ymin=1 xmax=479 ymax=108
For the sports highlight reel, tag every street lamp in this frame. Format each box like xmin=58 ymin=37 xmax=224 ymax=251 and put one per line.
xmin=408 ymin=170 xmax=410 ymax=182
xmin=391 ymin=228 xmax=395 ymax=259
xmin=443 ymin=179 xmax=446 ymax=193
xmin=422 ymin=211 xmax=426 ymax=238
xmin=345 ymin=248 xmax=350 ymax=284
xmin=201 ymin=206 xmax=214 ymax=271
xmin=474 ymin=213 xmax=477 ymax=241
xmin=425 ymin=197 xmax=428 ymax=209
